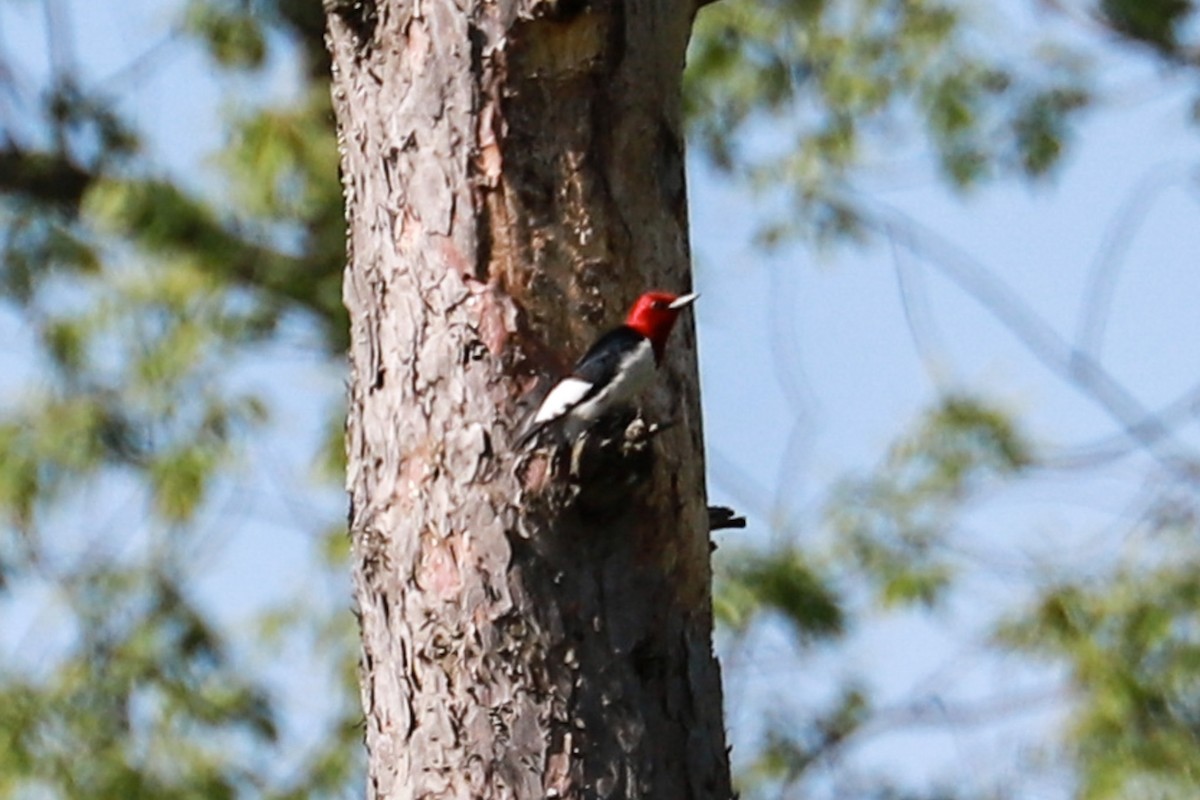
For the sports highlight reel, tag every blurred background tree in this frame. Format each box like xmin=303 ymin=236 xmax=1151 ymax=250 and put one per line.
xmin=1 ymin=0 xmax=1198 ymax=797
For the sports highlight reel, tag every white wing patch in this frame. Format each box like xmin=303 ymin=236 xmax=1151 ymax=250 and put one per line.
xmin=532 ymin=377 xmax=594 ymax=424
xmin=571 ymin=340 xmax=655 ymax=422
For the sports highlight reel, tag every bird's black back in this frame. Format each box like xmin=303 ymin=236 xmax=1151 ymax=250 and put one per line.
xmin=571 ymin=325 xmax=646 ymax=387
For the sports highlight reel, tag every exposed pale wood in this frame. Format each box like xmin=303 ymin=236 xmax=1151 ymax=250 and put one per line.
xmin=327 ymin=0 xmax=731 ymax=796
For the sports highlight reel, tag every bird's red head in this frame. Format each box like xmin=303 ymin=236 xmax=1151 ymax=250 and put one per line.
xmin=624 ymin=291 xmax=699 ymax=361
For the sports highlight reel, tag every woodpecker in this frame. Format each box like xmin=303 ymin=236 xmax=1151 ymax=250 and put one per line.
xmin=517 ymin=290 xmax=699 ymax=448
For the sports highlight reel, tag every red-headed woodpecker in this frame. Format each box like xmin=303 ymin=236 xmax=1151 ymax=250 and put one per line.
xmin=518 ymin=291 xmax=699 ymax=448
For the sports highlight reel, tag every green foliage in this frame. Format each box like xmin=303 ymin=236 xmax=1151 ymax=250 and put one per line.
xmin=1013 ymin=86 xmax=1090 ymax=178
xmin=740 ymin=685 xmax=869 ymax=795
xmin=218 ymin=89 xmax=349 ymax=346
xmin=716 ymin=548 xmax=844 ymax=640
xmin=829 ymin=395 xmax=1030 ymax=608
xmin=0 ymin=567 xmax=277 ymax=798
xmin=45 ymin=82 xmax=141 ymax=167
xmin=1000 ymin=517 xmax=1200 ymax=799
xmin=1 ymin=0 xmax=1198 ymax=799
xmin=687 ymin=8 xmax=1200 ymax=787
xmin=0 ymin=214 xmax=100 ymax=303
xmin=83 ymin=177 xmax=342 ymax=346
xmin=722 ymin=396 xmax=1033 ymax=797
xmin=0 ymin=0 xmax=357 ymax=796
xmin=687 ymin=4 xmax=1200 ymax=792
xmin=1100 ymin=0 xmax=1194 ymax=56
xmin=185 ymin=0 xmax=268 ymax=68
xmin=686 ymin=0 xmax=1091 ymax=243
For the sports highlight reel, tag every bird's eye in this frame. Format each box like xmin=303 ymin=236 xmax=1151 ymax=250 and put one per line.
xmin=653 ymin=301 xmax=666 ymax=310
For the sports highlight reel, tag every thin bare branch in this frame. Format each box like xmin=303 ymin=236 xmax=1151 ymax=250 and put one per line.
xmin=1075 ymin=161 xmax=1197 ymax=359
xmin=862 ymin=201 xmax=1200 ymax=485
xmin=888 ymin=220 xmax=951 ymax=391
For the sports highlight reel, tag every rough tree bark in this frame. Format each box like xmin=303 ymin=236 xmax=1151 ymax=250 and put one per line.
xmin=326 ymin=0 xmax=731 ymax=797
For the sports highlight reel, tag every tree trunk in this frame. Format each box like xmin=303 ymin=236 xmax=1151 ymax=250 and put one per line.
xmin=326 ymin=0 xmax=731 ymax=797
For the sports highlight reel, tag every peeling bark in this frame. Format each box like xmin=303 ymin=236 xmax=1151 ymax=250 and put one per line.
xmin=327 ymin=0 xmax=731 ymax=797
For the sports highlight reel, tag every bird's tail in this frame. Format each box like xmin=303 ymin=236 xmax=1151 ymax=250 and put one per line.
xmin=514 ymin=420 xmax=549 ymax=451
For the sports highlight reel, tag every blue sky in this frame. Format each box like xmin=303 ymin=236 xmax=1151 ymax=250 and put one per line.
xmin=3 ymin=1 xmax=1200 ymax=796
xmin=693 ymin=13 xmax=1200 ymax=792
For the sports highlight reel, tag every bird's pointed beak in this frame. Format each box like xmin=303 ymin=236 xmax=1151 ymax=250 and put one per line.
xmin=668 ymin=292 xmax=699 ymax=310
